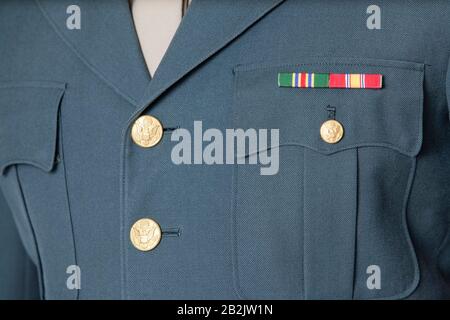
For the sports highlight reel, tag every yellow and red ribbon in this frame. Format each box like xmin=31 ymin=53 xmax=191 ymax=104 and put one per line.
xmin=278 ymin=73 xmax=383 ymax=89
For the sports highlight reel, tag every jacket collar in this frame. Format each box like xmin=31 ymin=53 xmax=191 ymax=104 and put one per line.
xmin=36 ymin=0 xmax=151 ymax=107
xmin=134 ymin=0 xmax=286 ymax=116
xmin=36 ymin=0 xmax=286 ymax=111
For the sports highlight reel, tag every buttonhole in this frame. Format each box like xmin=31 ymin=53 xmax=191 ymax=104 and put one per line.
xmin=326 ymin=105 xmax=337 ymax=120
xmin=54 ymin=153 xmax=62 ymax=164
xmin=162 ymin=227 xmax=182 ymax=237
xmin=163 ymin=126 xmax=180 ymax=133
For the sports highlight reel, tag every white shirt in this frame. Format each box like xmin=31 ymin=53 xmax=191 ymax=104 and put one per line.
xmin=129 ymin=0 xmax=190 ymax=77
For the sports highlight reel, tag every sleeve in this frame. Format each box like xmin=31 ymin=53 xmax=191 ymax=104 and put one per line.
xmin=0 ymin=188 xmax=40 ymax=300
xmin=447 ymin=56 xmax=450 ymax=120
xmin=440 ymin=57 xmax=450 ymax=282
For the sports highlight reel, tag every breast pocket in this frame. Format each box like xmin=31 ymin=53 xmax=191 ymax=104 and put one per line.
xmin=0 ymin=81 xmax=77 ymax=299
xmin=231 ymin=58 xmax=424 ymax=300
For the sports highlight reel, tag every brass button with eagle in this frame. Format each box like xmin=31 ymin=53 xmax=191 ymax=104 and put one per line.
xmin=320 ymin=119 xmax=344 ymax=144
xmin=131 ymin=115 xmax=164 ymax=148
xmin=130 ymin=218 xmax=162 ymax=251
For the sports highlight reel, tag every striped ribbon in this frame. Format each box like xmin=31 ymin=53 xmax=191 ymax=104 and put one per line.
xmin=278 ymin=73 xmax=383 ymax=89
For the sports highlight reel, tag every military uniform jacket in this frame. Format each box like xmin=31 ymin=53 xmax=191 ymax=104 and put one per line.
xmin=1 ymin=0 xmax=450 ymax=300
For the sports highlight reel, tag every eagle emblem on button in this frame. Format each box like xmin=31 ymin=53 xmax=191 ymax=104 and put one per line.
xmin=131 ymin=115 xmax=163 ymax=148
xmin=320 ymin=119 xmax=344 ymax=144
xmin=130 ymin=218 xmax=162 ymax=251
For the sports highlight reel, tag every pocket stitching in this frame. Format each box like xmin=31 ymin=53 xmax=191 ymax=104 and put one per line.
xmin=234 ymin=59 xmax=425 ymax=73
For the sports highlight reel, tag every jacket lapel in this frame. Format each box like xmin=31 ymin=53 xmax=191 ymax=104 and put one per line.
xmin=36 ymin=0 xmax=150 ymax=106
xmin=134 ymin=0 xmax=286 ymax=115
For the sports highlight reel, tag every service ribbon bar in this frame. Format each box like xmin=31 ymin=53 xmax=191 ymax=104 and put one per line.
xmin=278 ymin=73 xmax=383 ymax=89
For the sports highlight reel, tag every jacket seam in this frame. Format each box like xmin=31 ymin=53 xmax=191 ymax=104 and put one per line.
xmin=15 ymin=167 xmax=46 ymax=300
xmin=58 ymin=108 xmax=80 ymax=300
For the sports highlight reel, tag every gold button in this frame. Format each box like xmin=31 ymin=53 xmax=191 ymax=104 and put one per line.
xmin=131 ymin=115 xmax=164 ymax=148
xmin=320 ymin=119 xmax=344 ymax=144
xmin=130 ymin=218 xmax=162 ymax=252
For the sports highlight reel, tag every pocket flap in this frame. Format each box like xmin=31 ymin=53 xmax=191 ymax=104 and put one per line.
xmin=0 ymin=81 xmax=66 ymax=174
xmin=234 ymin=58 xmax=424 ymax=157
